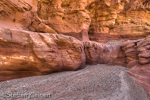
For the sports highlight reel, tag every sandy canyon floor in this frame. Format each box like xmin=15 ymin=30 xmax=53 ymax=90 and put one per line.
xmin=0 ymin=64 xmax=149 ymax=100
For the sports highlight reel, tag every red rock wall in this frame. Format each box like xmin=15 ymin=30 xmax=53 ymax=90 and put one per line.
xmin=84 ymin=41 xmax=126 ymax=66
xmin=0 ymin=27 xmax=85 ymax=81
xmin=86 ymin=0 xmax=150 ymax=42
xmin=127 ymin=36 xmax=150 ymax=96
xmin=84 ymin=37 xmax=150 ymax=97
xmin=0 ymin=0 xmax=150 ymax=97
xmin=0 ymin=0 xmax=150 ymax=42
xmin=0 ymin=27 xmax=150 ymax=97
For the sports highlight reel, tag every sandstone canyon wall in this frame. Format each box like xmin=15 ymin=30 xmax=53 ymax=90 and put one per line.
xmin=0 ymin=0 xmax=150 ymax=41
xmin=0 ymin=0 xmax=150 ymax=97
xmin=87 ymin=0 xmax=150 ymax=42
xmin=0 ymin=0 xmax=91 ymax=41
xmin=0 ymin=27 xmax=125 ymax=81
xmin=0 ymin=27 xmax=150 ymax=96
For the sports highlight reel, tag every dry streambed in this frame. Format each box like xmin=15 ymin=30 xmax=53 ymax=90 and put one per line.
xmin=0 ymin=64 xmax=149 ymax=100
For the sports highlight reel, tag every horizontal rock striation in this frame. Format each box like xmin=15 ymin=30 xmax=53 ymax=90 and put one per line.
xmin=118 ymin=36 xmax=150 ymax=97
xmin=127 ymin=36 xmax=150 ymax=97
xmin=1 ymin=0 xmax=150 ymax=42
xmin=0 ymin=0 xmax=91 ymax=41
xmin=87 ymin=0 xmax=150 ymax=42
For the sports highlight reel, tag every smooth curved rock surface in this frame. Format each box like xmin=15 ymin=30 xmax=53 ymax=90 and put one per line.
xmin=0 ymin=27 xmax=85 ymax=81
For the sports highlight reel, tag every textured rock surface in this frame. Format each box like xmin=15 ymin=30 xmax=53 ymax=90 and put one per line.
xmin=0 ymin=0 xmax=33 ymax=29
xmin=118 ymin=36 xmax=150 ymax=97
xmin=36 ymin=0 xmax=91 ymax=40
xmin=87 ymin=0 xmax=150 ymax=42
xmin=111 ymin=0 xmax=150 ymax=36
xmin=0 ymin=0 xmax=91 ymax=41
xmin=0 ymin=0 xmax=150 ymax=42
xmin=0 ymin=65 xmax=149 ymax=100
xmin=1 ymin=27 xmax=150 ymax=96
xmin=127 ymin=36 xmax=150 ymax=97
xmin=86 ymin=0 xmax=128 ymax=34
xmin=84 ymin=41 xmax=126 ymax=66
xmin=0 ymin=27 xmax=85 ymax=81
xmin=128 ymin=64 xmax=150 ymax=97
xmin=0 ymin=0 xmax=150 ymax=98
xmin=121 ymin=40 xmax=139 ymax=67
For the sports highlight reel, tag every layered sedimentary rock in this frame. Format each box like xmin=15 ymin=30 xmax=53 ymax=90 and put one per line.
xmin=0 ymin=0 xmax=150 ymax=97
xmin=119 ymin=36 xmax=150 ymax=96
xmin=121 ymin=40 xmax=139 ymax=68
xmin=1 ymin=27 xmax=150 ymax=96
xmin=34 ymin=0 xmax=91 ymax=40
xmin=0 ymin=0 xmax=33 ymax=29
xmin=1 ymin=0 xmax=150 ymax=42
xmin=0 ymin=0 xmax=91 ymax=41
xmin=0 ymin=27 xmax=85 ymax=81
xmin=84 ymin=37 xmax=150 ymax=96
xmin=86 ymin=0 xmax=128 ymax=33
xmin=112 ymin=0 xmax=150 ymax=36
xmin=128 ymin=64 xmax=150 ymax=97
xmin=86 ymin=0 xmax=150 ymax=42
xmin=127 ymin=36 xmax=150 ymax=96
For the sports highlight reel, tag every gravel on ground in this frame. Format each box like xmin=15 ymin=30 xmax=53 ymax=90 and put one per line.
xmin=0 ymin=64 xmax=149 ymax=100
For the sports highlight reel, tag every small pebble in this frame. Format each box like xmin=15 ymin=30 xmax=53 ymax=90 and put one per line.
xmin=23 ymin=85 xmax=26 ymax=87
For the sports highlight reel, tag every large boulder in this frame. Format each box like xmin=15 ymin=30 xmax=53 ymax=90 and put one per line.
xmin=84 ymin=41 xmax=126 ymax=66
xmin=0 ymin=27 xmax=85 ymax=81
xmin=121 ymin=40 xmax=139 ymax=68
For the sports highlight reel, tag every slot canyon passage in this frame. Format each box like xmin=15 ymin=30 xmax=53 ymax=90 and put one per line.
xmin=0 ymin=0 xmax=150 ymax=99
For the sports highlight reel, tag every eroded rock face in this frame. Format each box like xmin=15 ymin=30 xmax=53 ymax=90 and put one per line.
xmin=0 ymin=0 xmax=33 ymax=29
xmin=120 ymin=36 xmax=150 ymax=97
xmin=121 ymin=40 xmax=139 ymax=68
xmin=112 ymin=0 xmax=150 ymax=36
xmin=86 ymin=0 xmax=128 ymax=34
xmin=0 ymin=0 xmax=150 ymax=97
xmin=1 ymin=0 xmax=150 ymax=42
xmin=0 ymin=27 xmax=127 ymax=82
xmin=0 ymin=0 xmax=91 ymax=41
xmin=0 ymin=27 xmax=85 ymax=81
xmin=86 ymin=0 xmax=150 ymax=42
xmin=84 ymin=41 xmax=126 ymax=66
xmin=127 ymin=36 xmax=150 ymax=96
xmin=128 ymin=64 xmax=150 ymax=97
xmin=35 ymin=0 xmax=91 ymax=40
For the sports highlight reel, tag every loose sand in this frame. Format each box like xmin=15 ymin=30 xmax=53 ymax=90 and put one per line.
xmin=0 ymin=64 xmax=149 ymax=100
